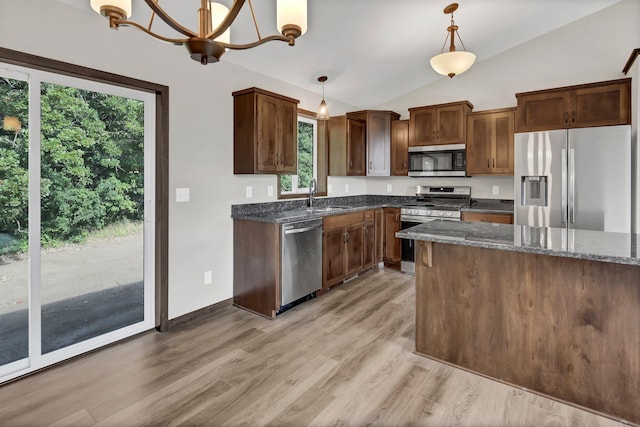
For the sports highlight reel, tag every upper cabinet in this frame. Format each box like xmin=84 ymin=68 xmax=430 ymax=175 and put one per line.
xmin=328 ymin=116 xmax=366 ymax=176
xmin=408 ymin=101 xmax=473 ymax=146
xmin=391 ymin=120 xmax=409 ymax=176
xmin=233 ymin=87 xmax=299 ymax=174
xmin=328 ymin=110 xmax=400 ymax=176
xmin=466 ymin=108 xmax=515 ymax=176
xmin=515 ymin=79 xmax=631 ymax=132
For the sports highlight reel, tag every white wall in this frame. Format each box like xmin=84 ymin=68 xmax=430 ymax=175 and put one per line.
xmin=0 ymin=0 xmax=637 ymax=319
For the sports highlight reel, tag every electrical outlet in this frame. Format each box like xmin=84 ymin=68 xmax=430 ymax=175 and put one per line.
xmin=492 ymin=185 xmax=500 ymax=195
xmin=245 ymin=186 xmax=253 ymax=198
xmin=386 ymin=184 xmax=393 ymax=193
xmin=176 ymin=188 xmax=190 ymax=202
xmin=267 ymin=185 xmax=273 ymax=197
xmin=344 ymin=184 xmax=349 ymax=193
xmin=204 ymin=270 xmax=212 ymax=285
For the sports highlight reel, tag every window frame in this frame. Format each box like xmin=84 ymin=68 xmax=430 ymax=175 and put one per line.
xmin=277 ymin=108 xmax=328 ymax=200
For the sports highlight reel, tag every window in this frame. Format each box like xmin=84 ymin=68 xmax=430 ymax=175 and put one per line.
xmin=278 ymin=109 xmax=327 ymax=199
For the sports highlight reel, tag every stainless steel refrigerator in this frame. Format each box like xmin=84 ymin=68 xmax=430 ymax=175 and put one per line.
xmin=514 ymin=125 xmax=631 ymax=233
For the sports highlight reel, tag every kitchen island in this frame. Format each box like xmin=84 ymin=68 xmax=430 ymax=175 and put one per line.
xmin=397 ymin=221 xmax=639 ymax=425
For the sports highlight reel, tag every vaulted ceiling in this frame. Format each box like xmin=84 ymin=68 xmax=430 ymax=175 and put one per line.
xmin=59 ymin=0 xmax=623 ymax=108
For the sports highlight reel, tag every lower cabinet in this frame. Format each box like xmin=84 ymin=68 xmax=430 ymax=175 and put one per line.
xmin=363 ymin=210 xmax=376 ymax=269
xmin=462 ymin=211 xmax=513 ymax=224
xmin=383 ymin=207 xmax=401 ymax=267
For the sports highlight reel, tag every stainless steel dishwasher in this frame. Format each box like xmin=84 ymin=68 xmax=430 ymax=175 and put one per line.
xmin=281 ymin=218 xmax=323 ymax=308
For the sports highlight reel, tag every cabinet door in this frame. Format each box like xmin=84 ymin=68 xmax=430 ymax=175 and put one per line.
xmin=374 ymin=208 xmax=384 ymax=263
xmin=323 ymin=228 xmax=346 ymax=288
xmin=391 ymin=120 xmax=409 ymax=176
xmin=409 ymin=107 xmax=436 ymax=146
xmin=383 ymin=208 xmax=401 ymax=264
xmin=347 ymin=119 xmax=366 ymax=175
xmin=345 ymin=224 xmax=364 ymax=276
xmin=255 ymin=94 xmax=279 ymax=172
xmin=363 ymin=222 xmax=376 ymax=269
xmin=492 ymin=111 xmax=514 ymax=174
xmin=437 ymin=104 xmax=467 ymax=144
xmin=516 ymin=91 xmax=571 ymax=132
xmin=466 ymin=114 xmax=492 ymax=175
xmin=366 ymin=111 xmax=391 ymax=176
xmin=278 ymin=99 xmax=298 ymax=173
xmin=571 ymin=81 xmax=631 ymax=128
xmin=328 ymin=116 xmax=347 ymax=176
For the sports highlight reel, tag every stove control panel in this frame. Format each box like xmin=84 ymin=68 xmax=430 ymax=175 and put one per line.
xmin=401 ymin=207 xmax=461 ymax=219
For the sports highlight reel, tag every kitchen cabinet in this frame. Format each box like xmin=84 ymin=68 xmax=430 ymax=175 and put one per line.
xmin=462 ymin=211 xmax=513 ymax=224
xmin=466 ymin=108 xmax=515 ymax=175
xmin=328 ymin=116 xmax=366 ymax=176
xmin=408 ymin=101 xmax=473 ymax=146
xmin=383 ymin=207 xmax=401 ymax=267
xmin=363 ymin=210 xmax=376 ymax=269
xmin=515 ymin=78 xmax=631 ymax=132
xmin=391 ymin=120 xmax=409 ymax=176
xmin=233 ymin=87 xmax=299 ymax=174
xmin=374 ymin=208 xmax=384 ymax=263
xmin=348 ymin=110 xmax=401 ymax=176
xmin=322 ymin=212 xmax=365 ymax=288
xmin=233 ymin=219 xmax=281 ymax=318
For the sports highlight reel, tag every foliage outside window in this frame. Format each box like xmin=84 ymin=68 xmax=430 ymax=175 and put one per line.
xmin=280 ymin=115 xmax=317 ymax=196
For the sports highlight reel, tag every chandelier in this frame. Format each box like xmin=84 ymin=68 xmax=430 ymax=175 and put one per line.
xmin=90 ymin=0 xmax=307 ymax=65
xmin=429 ymin=3 xmax=475 ymax=78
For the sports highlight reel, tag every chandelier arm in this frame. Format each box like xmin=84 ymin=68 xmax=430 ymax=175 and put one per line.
xmin=247 ymin=0 xmax=262 ymax=40
xmin=117 ymin=20 xmax=189 ymax=45
xmin=455 ymin=31 xmax=468 ymax=52
xmin=439 ymin=32 xmax=449 ymax=54
xmin=217 ymin=34 xmax=291 ymax=50
xmin=143 ymin=0 xmax=198 ymax=38
xmin=206 ymin=0 xmax=248 ymax=40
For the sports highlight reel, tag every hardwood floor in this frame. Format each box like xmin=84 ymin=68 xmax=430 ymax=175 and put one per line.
xmin=0 ymin=269 xmax=630 ymax=426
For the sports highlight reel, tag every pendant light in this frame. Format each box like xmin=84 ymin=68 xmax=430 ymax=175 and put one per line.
xmin=316 ymin=76 xmax=329 ymax=121
xmin=430 ymin=3 xmax=476 ymax=78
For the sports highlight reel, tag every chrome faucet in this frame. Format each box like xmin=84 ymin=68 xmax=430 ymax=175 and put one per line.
xmin=308 ymin=178 xmax=317 ymax=208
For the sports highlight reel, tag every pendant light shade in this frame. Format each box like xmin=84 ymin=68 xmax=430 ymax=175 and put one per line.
xmin=210 ymin=2 xmax=231 ymax=45
xmin=430 ymin=3 xmax=475 ymax=78
xmin=316 ymin=76 xmax=329 ymax=121
xmin=277 ymin=0 xmax=308 ymax=43
xmin=430 ymin=51 xmax=476 ymax=78
xmin=90 ymin=0 xmax=132 ymax=18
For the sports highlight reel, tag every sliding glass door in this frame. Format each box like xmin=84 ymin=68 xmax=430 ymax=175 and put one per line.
xmin=0 ymin=64 xmax=155 ymax=381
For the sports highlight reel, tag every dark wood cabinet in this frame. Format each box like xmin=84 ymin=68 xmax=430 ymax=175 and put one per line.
xmin=363 ymin=210 xmax=376 ymax=269
xmin=409 ymin=101 xmax=473 ymax=146
xmin=383 ymin=207 xmax=401 ymax=266
xmin=462 ymin=211 xmax=513 ymax=224
xmin=322 ymin=212 xmax=365 ymax=288
xmin=349 ymin=110 xmax=401 ymax=176
xmin=466 ymin=108 xmax=515 ymax=176
xmin=233 ymin=219 xmax=281 ymax=318
xmin=233 ymin=87 xmax=299 ymax=174
xmin=328 ymin=116 xmax=366 ymax=176
xmin=515 ymin=79 xmax=631 ymax=132
xmin=391 ymin=120 xmax=409 ymax=176
xmin=374 ymin=208 xmax=384 ymax=263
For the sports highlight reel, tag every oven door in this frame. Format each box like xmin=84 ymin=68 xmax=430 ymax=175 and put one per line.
xmin=400 ymin=216 xmax=459 ymax=274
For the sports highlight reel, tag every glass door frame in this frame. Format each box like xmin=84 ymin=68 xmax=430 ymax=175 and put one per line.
xmin=0 ymin=48 xmax=169 ymax=383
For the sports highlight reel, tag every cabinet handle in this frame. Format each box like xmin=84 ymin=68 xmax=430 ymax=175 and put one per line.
xmin=572 ymin=111 xmax=575 ymax=123
xmin=436 ymin=130 xmax=440 ymax=139
xmin=564 ymin=112 xmax=568 ymax=123
xmin=493 ymin=158 xmax=495 ymax=168
xmin=349 ymin=160 xmax=353 ymax=168
xmin=369 ymin=160 xmax=373 ymax=171
xmin=431 ymin=130 xmax=435 ymax=140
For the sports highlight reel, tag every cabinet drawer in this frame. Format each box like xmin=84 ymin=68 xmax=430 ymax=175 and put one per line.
xmin=323 ymin=211 xmax=364 ymax=230
xmin=462 ymin=211 xmax=513 ymax=224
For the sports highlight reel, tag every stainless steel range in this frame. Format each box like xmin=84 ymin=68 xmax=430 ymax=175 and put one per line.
xmin=400 ymin=186 xmax=471 ymax=273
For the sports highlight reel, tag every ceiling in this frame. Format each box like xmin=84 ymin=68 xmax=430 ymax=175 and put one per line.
xmin=59 ymin=0 xmax=623 ymax=108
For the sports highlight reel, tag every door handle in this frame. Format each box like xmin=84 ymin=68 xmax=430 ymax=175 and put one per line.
xmin=369 ymin=160 xmax=372 ymax=171
xmin=487 ymin=158 xmax=490 ymax=168
xmin=564 ymin=112 xmax=568 ymax=123
xmin=284 ymin=224 xmax=322 ymax=235
xmin=571 ymin=111 xmax=575 ymax=123
xmin=561 ymin=148 xmax=567 ymax=224
xmin=493 ymin=158 xmax=495 ymax=168
xmin=569 ymin=148 xmax=575 ymax=224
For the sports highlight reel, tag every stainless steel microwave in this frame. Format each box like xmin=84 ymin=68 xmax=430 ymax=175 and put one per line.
xmin=408 ymin=144 xmax=466 ymax=177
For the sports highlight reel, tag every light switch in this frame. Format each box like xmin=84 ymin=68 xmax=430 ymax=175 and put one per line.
xmin=245 ymin=186 xmax=253 ymax=198
xmin=176 ymin=188 xmax=190 ymax=202
xmin=204 ymin=270 xmax=212 ymax=285
xmin=267 ymin=185 xmax=274 ymax=197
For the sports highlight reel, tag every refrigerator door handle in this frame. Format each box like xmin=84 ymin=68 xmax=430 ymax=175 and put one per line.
xmin=568 ymin=148 xmax=575 ymax=224
xmin=561 ymin=148 xmax=567 ymax=224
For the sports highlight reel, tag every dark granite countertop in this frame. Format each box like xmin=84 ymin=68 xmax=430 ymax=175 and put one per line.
xmin=462 ymin=199 xmax=514 ymax=214
xmin=397 ymin=220 xmax=640 ymax=266
xmin=231 ymin=195 xmax=412 ymax=224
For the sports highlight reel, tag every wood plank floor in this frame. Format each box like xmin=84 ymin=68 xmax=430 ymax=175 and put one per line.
xmin=0 ymin=268 xmax=631 ymax=426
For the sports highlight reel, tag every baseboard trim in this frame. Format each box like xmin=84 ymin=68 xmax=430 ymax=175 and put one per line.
xmin=167 ymin=298 xmax=233 ymax=329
